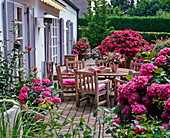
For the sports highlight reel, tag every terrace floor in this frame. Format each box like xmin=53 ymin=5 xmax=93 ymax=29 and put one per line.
xmin=56 ymin=96 xmax=116 ymax=137
xmin=53 ymin=59 xmax=116 ymax=137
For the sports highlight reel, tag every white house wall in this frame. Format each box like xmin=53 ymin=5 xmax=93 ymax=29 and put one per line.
xmin=59 ymin=0 xmax=78 ymax=55
xmin=0 ymin=0 xmax=3 ymax=44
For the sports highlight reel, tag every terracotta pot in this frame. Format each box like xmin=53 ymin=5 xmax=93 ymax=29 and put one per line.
xmin=110 ymin=64 xmax=119 ymax=72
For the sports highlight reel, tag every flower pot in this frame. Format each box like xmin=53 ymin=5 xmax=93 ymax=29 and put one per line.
xmin=110 ymin=64 xmax=119 ymax=72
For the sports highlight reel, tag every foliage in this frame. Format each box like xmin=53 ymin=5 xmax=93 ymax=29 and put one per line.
xmin=98 ymin=29 xmax=152 ymax=59
xmin=127 ymin=0 xmax=170 ymax=16
xmin=72 ymin=40 xmax=90 ymax=60
xmin=115 ymin=48 xmax=170 ymax=132
xmin=108 ymin=6 xmax=124 ymax=16
xmin=153 ymin=38 xmax=170 ymax=52
xmin=156 ymin=9 xmax=170 ymax=18
xmin=90 ymin=46 xmax=102 ymax=60
xmin=103 ymin=52 xmax=125 ymax=64
xmin=138 ymin=32 xmax=170 ymax=44
xmin=83 ymin=0 xmax=110 ymax=48
xmin=79 ymin=16 xmax=170 ymax=32
xmin=93 ymin=107 xmax=169 ymax=137
xmin=110 ymin=0 xmax=135 ymax=12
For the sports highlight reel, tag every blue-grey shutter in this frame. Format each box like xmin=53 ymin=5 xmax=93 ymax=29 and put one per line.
xmin=3 ymin=0 xmax=15 ymax=56
xmin=60 ymin=18 xmax=64 ymax=65
xmin=27 ymin=7 xmax=35 ymax=69
xmin=66 ymin=20 xmax=70 ymax=54
xmin=70 ymin=22 xmax=73 ymax=52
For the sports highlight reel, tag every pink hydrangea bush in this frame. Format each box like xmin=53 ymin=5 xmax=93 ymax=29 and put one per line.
xmin=72 ymin=40 xmax=90 ymax=59
xmin=113 ymin=48 xmax=170 ymax=130
xmin=19 ymin=78 xmax=61 ymax=120
xmin=98 ymin=29 xmax=152 ymax=60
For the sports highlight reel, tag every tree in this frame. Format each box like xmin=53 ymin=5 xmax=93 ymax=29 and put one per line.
xmin=110 ymin=0 xmax=134 ymax=12
xmin=83 ymin=0 xmax=110 ymax=48
xmin=127 ymin=0 xmax=170 ymax=16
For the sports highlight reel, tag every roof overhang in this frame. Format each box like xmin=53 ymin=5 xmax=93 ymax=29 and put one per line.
xmin=41 ymin=0 xmax=66 ymax=12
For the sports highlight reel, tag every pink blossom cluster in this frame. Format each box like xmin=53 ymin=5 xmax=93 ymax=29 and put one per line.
xmin=140 ymin=63 xmax=156 ymax=75
xmin=72 ymin=40 xmax=90 ymax=58
xmin=154 ymin=55 xmax=167 ymax=67
xmin=158 ymin=48 xmax=170 ymax=56
xmin=98 ymin=29 xmax=151 ymax=59
xmin=19 ymin=86 xmax=29 ymax=104
xmin=164 ymin=98 xmax=170 ymax=111
xmin=131 ymin=102 xmax=147 ymax=114
xmin=147 ymin=83 xmax=169 ymax=99
xmin=42 ymin=78 xmax=51 ymax=85
xmin=32 ymin=78 xmax=41 ymax=85
xmin=19 ymin=78 xmax=61 ymax=110
xmin=134 ymin=55 xmax=145 ymax=63
xmin=154 ymin=47 xmax=170 ymax=67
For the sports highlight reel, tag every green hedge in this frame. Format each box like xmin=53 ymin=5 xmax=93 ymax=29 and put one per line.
xmin=78 ymin=27 xmax=170 ymax=44
xmin=79 ymin=17 xmax=170 ymax=32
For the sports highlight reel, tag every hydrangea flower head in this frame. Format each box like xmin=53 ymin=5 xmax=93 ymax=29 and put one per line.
xmin=21 ymin=86 xmax=30 ymax=93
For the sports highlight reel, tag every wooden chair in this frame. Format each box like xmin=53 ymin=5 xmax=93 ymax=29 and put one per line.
xmin=66 ymin=59 xmax=85 ymax=73
xmin=130 ymin=60 xmax=142 ymax=71
xmin=55 ymin=64 xmax=76 ymax=101
xmin=74 ymin=70 xmax=110 ymax=108
xmin=95 ymin=58 xmax=110 ymax=67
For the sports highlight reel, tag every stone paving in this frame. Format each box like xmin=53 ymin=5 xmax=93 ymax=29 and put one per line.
xmin=56 ymin=96 xmax=115 ymax=137
xmin=53 ymin=59 xmax=116 ymax=137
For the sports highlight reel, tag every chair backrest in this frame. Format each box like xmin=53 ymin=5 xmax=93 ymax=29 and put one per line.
xmin=66 ymin=59 xmax=85 ymax=73
xmin=130 ymin=60 xmax=142 ymax=71
xmin=55 ymin=64 xmax=63 ymax=89
xmin=74 ymin=70 xmax=99 ymax=93
xmin=95 ymin=58 xmax=110 ymax=67
xmin=128 ymin=70 xmax=141 ymax=76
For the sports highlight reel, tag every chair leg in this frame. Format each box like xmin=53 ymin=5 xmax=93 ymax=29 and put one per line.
xmin=106 ymin=90 xmax=110 ymax=107
xmin=61 ymin=92 xmax=64 ymax=102
xmin=87 ymin=95 xmax=90 ymax=103
xmin=95 ymin=95 xmax=99 ymax=108
xmin=76 ymin=93 xmax=80 ymax=107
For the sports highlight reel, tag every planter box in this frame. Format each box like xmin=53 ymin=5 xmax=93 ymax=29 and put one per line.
xmin=64 ymin=54 xmax=78 ymax=64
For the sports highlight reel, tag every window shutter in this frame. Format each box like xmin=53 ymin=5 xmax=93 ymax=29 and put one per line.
xmin=3 ymin=0 xmax=15 ymax=55
xmin=27 ymin=7 xmax=35 ymax=69
xmin=70 ymin=22 xmax=73 ymax=52
xmin=66 ymin=20 xmax=70 ymax=54
xmin=60 ymin=18 xmax=64 ymax=65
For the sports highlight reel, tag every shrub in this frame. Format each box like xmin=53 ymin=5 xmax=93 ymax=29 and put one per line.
xmin=72 ymin=40 xmax=90 ymax=60
xmin=153 ymin=38 xmax=170 ymax=52
xmin=79 ymin=17 xmax=170 ymax=32
xmin=90 ymin=46 xmax=102 ymax=60
xmin=98 ymin=29 xmax=152 ymax=59
xmin=116 ymin=48 xmax=170 ymax=129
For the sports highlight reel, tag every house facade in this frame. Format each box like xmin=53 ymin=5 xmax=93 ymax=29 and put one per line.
xmin=0 ymin=0 xmax=79 ymax=79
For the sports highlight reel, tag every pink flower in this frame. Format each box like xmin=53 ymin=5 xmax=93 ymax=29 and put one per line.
xmin=162 ymin=123 xmax=170 ymax=130
xmin=128 ymin=92 xmax=140 ymax=104
xmin=131 ymin=103 xmax=147 ymax=114
xmin=155 ymin=55 xmax=167 ymax=67
xmin=158 ymin=48 xmax=170 ymax=56
xmin=21 ymin=104 xmax=28 ymax=110
xmin=147 ymin=83 xmax=159 ymax=97
xmin=161 ymin=110 xmax=170 ymax=122
xmin=21 ymin=86 xmax=30 ymax=93
xmin=32 ymin=78 xmax=41 ymax=85
xmin=139 ymin=63 xmax=156 ymax=75
xmin=43 ymin=91 xmax=51 ymax=97
xmin=19 ymin=99 xmax=24 ymax=104
xmin=45 ymin=97 xmax=53 ymax=102
xmin=42 ymin=79 xmax=51 ymax=85
xmin=142 ymin=95 xmax=154 ymax=107
xmin=131 ymin=76 xmax=148 ymax=90
xmin=38 ymin=98 xmax=45 ymax=103
xmin=33 ymin=67 xmax=38 ymax=71
xmin=164 ymin=98 xmax=170 ymax=111
xmin=19 ymin=92 xmax=28 ymax=100
xmin=27 ymin=46 xmax=32 ymax=51
xmin=53 ymin=96 xmax=61 ymax=104
xmin=113 ymin=117 xmax=121 ymax=124
xmin=33 ymin=86 xmax=43 ymax=91
xmin=121 ymin=105 xmax=130 ymax=117
xmin=35 ymin=114 xmax=42 ymax=121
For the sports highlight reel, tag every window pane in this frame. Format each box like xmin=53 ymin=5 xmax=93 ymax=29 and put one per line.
xmin=17 ymin=7 xmax=22 ymax=21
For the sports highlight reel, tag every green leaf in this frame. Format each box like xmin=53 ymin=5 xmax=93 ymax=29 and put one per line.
xmin=126 ymin=75 xmax=133 ymax=81
xmin=54 ymin=82 xmax=57 ymax=89
xmin=150 ymin=51 xmax=158 ymax=58
xmin=93 ymin=109 xmax=97 ymax=117
xmin=64 ymin=134 xmax=72 ymax=137
xmin=63 ymin=120 xmax=71 ymax=126
xmin=104 ymin=108 xmax=110 ymax=114
xmin=83 ymin=130 xmax=90 ymax=136
xmin=80 ymin=118 xmax=85 ymax=122
xmin=113 ymin=104 xmax=123 ymax=113
xmin=155 ymin=68 xmax=163 ymax=74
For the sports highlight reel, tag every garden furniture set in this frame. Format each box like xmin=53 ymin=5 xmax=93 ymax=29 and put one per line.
xmin=55 ymin=59 xmax=141 ymax=108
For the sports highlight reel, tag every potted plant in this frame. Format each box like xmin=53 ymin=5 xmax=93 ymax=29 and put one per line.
xmin=103 ymin=52 xmax=124 ymax=72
